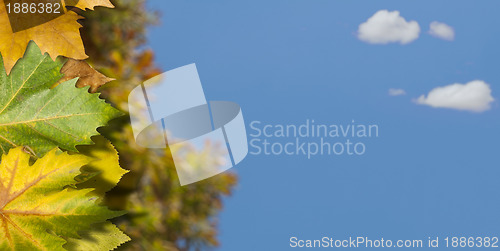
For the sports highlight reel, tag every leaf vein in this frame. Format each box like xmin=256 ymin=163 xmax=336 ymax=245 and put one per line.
xmin=2 ymin=214 xmax=43 ymax=249
xmin=0 ymin=113 xmax=99 ymax=126
xmin=0 ymin=55 xmax=47 ymax=115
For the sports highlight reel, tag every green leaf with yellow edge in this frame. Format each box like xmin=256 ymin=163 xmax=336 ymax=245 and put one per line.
xmin=76 ymin=136 xmax=129 ymax=198
xmin=0 ymin=147 xmax=126 ymax=251
xmin=67 ymin=136 xmax=130 ymax=250
xmin=64 ymin=221 xmax=130 ymax=251
xmin=0 ymin=41 xmax=122 ymax=158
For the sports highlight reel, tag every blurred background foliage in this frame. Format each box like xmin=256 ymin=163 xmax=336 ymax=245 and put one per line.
xmin=77 ymin=1 xmax=239 ymax=250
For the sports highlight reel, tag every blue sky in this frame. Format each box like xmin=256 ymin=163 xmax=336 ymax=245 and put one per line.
xmin=146 ymin=1 xmax=500 ymax=250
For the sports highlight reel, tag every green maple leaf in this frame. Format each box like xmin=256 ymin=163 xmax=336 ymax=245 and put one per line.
xmin=0 ymin=147 xmax=128 ymax=251
xmin=0 ymin=41 xmax=122 ymax=158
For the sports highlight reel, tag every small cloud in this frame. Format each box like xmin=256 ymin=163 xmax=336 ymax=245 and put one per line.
xmin=416 ymin=80 xmax=494 ymax=112
xmin=388 ymin=88 xmax=406 ymax=96
xmin=357 ymin=10 xmax=420 ymax=45
xmin=429 ymin=21 xmax=455 ymax=41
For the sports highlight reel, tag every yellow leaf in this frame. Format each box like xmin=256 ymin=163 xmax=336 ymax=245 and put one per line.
xmin=68 ymin=0 xmax=114 ymax=10
xmin=64 ymin=221 xmax=130 ymax=251
xmin=0 ymin=0 xmax=114 ymax=74
xmin=0 ymin=147 xmax=126 ymax=250
xmin=76 ymin=136 xmax=129 ymax=198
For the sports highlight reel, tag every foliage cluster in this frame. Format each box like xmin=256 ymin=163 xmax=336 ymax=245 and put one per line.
xmin=0 ymin=0 xmax=238 ymax=250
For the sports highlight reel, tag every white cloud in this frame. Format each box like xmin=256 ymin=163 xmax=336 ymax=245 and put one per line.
xmin=429 ymin=21 xmax=455 ymax=41
xmin=416 ymin=80 xmax=495 ymax=112
xmin=357 ymin=10 xmax=420 ymax=44
xmin=388 ymin=88 xmax=406 ymax=96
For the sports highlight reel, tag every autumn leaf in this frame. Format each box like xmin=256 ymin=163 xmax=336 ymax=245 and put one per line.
xmin=0 ymin=0 xmax=114 ymax=74
xmin=76 ymin=136 xmax=129 ymax=198
xmin=64 ymin=221 xmax=130 ymax=251
xmin=66 ymin=136 xmax=130 ymax=251
xmin=0 ymin=41 xmax=122 ymax=158
xmin=60 ymin=59 xmax=114 ymax=93
xmin=0 ymin=147 xmax=127 ymax=251
xmin=67 ymin=0 xmax=114 ymax=10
